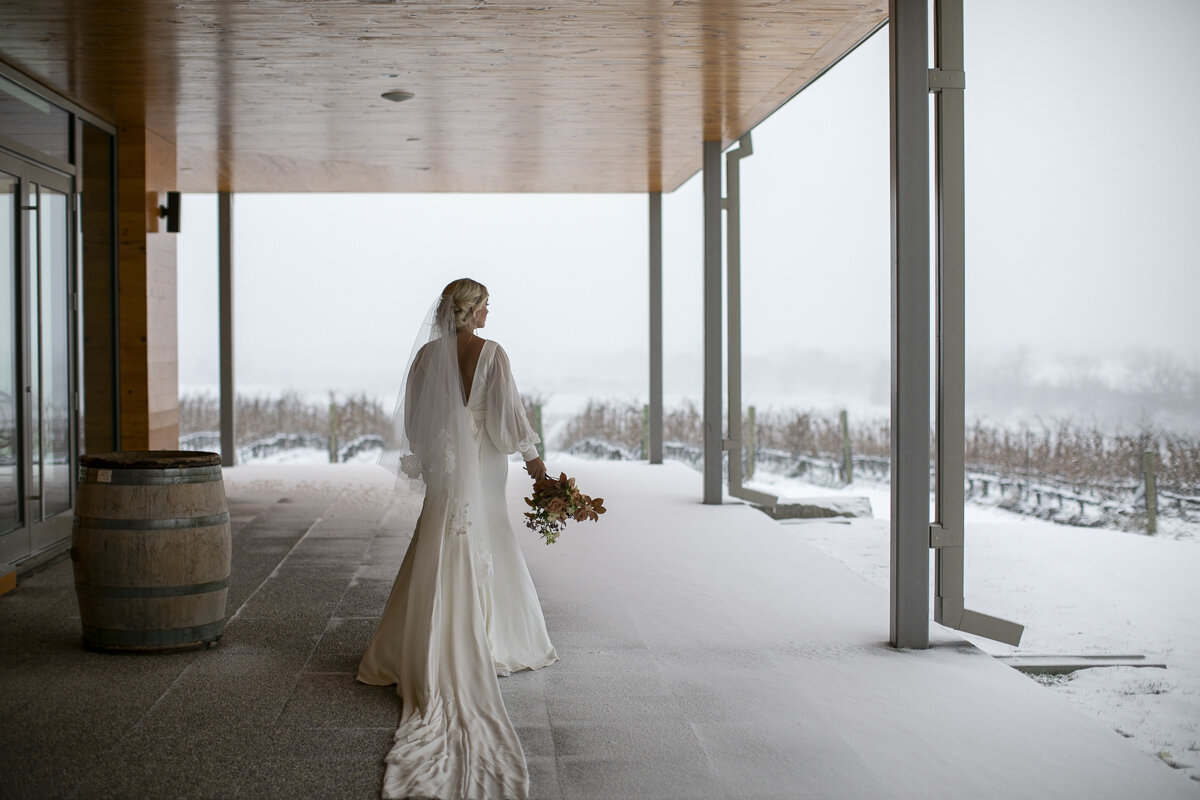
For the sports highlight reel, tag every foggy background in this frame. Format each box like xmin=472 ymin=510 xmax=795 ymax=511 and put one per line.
xmin=177 ymin=0 xmax=1200 ymax=435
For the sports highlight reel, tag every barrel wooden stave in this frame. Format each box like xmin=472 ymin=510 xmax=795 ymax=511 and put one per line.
xmin=71 ymin=524 xmax=230 ymax=596
xmin=79 ymin=592 xmax=229 ymax=634
xmin=74 ymin=480 xmax=230 ymax=522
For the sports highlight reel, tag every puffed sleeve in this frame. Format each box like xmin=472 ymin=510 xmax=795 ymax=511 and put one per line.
xmin=485 ymin=344 xmax=541 ymax=462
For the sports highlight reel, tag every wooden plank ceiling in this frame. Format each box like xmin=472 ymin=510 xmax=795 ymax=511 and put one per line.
xmin=0 ymin=1 xmax=885 ymax=193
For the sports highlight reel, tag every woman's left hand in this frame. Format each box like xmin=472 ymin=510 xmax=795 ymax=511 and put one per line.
xmin=525 ymin=457 xmax=547 ymax=481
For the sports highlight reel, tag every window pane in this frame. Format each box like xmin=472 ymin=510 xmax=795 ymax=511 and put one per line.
xmin=0 ymin=174 xmax=19 ymax=535
xmin=0 ymin=77 xmax=70 ymax=164
xmin=40 ymin=187 xmax=71 ymax=517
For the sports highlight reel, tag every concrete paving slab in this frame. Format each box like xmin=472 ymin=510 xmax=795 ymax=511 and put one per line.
xmin=235 ymin=754 xmax=385 ymax=800
xmin=550 ymin=720 xmax=709 ymax=763
xmin=77 ymin=723 xmax=259 ymax=800
xmin=237 ymin=520 xmax=318 ymax=539
xmin=275 ymin=673 xmax=399 ymax=728
xmin=365 ymin=538 xmax=413 ymax=560
xmin=496 ymin=681 xmax=552 ymax=727
xmin=201 ymin=616 xmax=321 ymax=665
xmin=691 ymin=719 xmax=877 ymax=797
xmin=550 ymin=646 xmax=658 ymax=675
xmin=305 ymin=617 xmax=379 ymax=673
xmin=141 ymin=667 xmax=301 ymax=728
xmin=354 ymin=562 xmax=412 ymax=582
xmin=543 ymin=692 xmax=687 ymax=726
xmin=269 ymin=559 xmax=363 ymax=579
xmin=656 ymin=665 xmax=821 ymax=724
xmin=524 ymin=755 xmax=562 ymax=800
xmin=335 ymin=578 xmax=394 ymax=618
xmin=514 ymin=724 xmax=556 ymax=759
xmin=554 ymin=755 xmax=724 ymax=800
xmin=235 ymin=576 xmax=350 ymax=619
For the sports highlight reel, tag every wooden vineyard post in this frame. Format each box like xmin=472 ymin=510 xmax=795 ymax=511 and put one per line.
xmin=1143 ymin=450 xmax=1158 ymax=534
xmin=534 ymin=404 xmax=545 ymax=459
xmin=328 ymin=394 xmax=339 ymax=463
xmin=746 ymin=405 xmax=757 ymax=480
xmin=840 ymin=409 xmax=853 ymax=484
xmin=642 ymin=404 xmax=649 ymax=460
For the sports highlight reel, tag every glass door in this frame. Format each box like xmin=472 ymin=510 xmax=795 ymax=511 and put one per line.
xmin=28 ymin=175 xmax=73 ymax=547
xmin=0 ymin=167 xmax=21 ymax=560
xmin=0 ymin=152 xmax=76 ymax=565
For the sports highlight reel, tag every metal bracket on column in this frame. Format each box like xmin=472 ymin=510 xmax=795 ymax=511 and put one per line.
xmin=927 ymin=69 xmax=966 ymax=92
xmin=939 ymin=595 xmax=1025 ymax=646
xmin=928 ymin=523 xmax=963 ymax=548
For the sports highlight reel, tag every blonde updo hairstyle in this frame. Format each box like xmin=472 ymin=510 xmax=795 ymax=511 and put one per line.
xmin=439 ymin=278 xmax=489 ymax=331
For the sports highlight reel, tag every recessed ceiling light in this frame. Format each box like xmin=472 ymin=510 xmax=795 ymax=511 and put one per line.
xmin=382 ymin=90 xmax=415 ymax=103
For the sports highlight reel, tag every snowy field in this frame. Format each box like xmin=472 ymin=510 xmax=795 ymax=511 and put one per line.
xmin=744 ymin=470 xmax=1200 ymax=788
xmin=241 ymin=445 xmax=1199 ymax=788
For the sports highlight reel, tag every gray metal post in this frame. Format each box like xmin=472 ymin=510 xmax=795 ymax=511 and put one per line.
xmin=931 ymin=0 xmax=966 ymax=631
xmin=1143 ymin=450 xmax=1157 ymax=534
xmin=889 ymin=0 xmax=931 ymax=649
xmin=702 ymin=141 xmax=723 ymax=504
xmin=726 ymin=138 xmax=746 ymax=494
xmin=724 ymin=135 xmax=775 ymax=507
xmin=930 ymin=0 xmax=1023 ymax=646
xmin=218 ymin=191 xmax=236 ymax=467
xmin=648 ymin=191 xmax=663 ymax=465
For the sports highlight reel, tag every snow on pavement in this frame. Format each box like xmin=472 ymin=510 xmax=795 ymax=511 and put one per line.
xmin=747 ymin=471 xmax=1200 ymax=787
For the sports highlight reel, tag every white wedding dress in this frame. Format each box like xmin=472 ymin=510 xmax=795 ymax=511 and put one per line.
xmin=358 ymin=338 xmax=557 ymax=800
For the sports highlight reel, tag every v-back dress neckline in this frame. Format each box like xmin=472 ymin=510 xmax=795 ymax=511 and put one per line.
xmin=461 ymin=339 xmax=493 ymax=405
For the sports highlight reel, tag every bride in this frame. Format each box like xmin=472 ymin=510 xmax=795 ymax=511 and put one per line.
xmin=358 ymin=278 xmax=558 ymax=800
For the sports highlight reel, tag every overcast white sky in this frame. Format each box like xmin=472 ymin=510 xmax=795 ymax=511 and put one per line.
xmin=178 ymin=0 xmax=1200 ymax=416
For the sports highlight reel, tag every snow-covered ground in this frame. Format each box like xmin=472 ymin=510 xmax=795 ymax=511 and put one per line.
xmin=238 ymin=444 xmax=1200 ymax=787
xmin=744 ymin=470 xmax=1200 ymax=787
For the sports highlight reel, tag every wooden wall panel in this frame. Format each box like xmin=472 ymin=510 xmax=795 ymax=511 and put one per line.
xmin=116 ymin=123 xmax=179 ymax=450
xmin=145 ymin=126 xmax=179 ymax=450
xmin=80 ymin=123 xmax=117 ymax=455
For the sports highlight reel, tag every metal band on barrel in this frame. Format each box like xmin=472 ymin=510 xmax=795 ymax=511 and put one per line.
xmin=72 ymin=512 xmax=231 ymax=530
xmin=77 ymin=465 xmax=224 ymax=485
xmin=81 ymin=621 xmax=225 ymax=648
xmin=75 ymin=578 xmax=229 ymax=598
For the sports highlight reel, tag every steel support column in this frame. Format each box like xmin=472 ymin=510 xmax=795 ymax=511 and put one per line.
xmin=702 ymin=141 xmax=723 ymax=504
xmin=648 ymin=191 xmax=663 ymax=465
xmin=218 ymin=191 xmax=236 ymax=468
xmin=888 ymin=0 xmax=931 ymax=648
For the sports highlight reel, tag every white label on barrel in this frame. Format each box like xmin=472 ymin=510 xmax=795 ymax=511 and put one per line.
xmin=96 ymin=469 xmax=113 ymax=483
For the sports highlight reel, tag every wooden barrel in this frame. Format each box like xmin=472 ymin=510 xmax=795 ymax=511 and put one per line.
xmin=71 ymin=451 xmax=230 ymax=652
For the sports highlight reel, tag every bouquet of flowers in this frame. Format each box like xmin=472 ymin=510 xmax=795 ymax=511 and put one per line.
xmin=523 ymin=472 xmax=606 ymax=544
